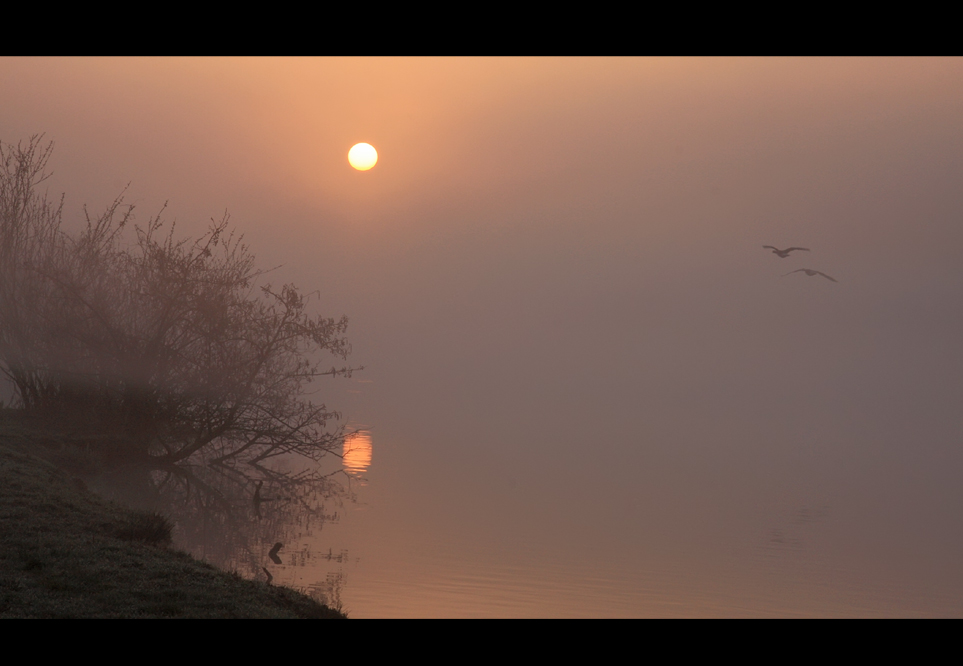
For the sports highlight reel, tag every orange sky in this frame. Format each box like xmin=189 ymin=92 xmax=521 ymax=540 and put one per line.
xmin=6 ymin=57 xmax=960 ymax=233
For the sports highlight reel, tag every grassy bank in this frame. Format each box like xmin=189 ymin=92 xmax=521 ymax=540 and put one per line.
xmin=0 ymin=414 xmax=345 ymax=618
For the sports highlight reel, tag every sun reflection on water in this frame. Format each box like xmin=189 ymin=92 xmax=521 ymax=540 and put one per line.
xmin=343 ymin=430 xmax=372 ymax=478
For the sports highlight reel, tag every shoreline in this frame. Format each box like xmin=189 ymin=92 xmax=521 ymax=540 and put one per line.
xmin=0 ymin=414 xmax=345 ymax=619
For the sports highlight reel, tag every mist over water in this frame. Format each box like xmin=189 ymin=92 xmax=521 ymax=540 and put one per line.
xmin=3 ymin=57 xmax=963 ymax=615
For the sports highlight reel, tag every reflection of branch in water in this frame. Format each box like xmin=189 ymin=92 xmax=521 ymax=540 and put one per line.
xmin=78 ymin=429 xmax=360 ymax=607
xmin=253 ymin=481 xmax=262 ymax=520
xmin=253 ymin=479 xmax=288 ymax=520
xmin=320 ymin=547 xmax=349 ymax=563
xmin=306 ymin=569 xmax=347 ymax=613
xmin=126 ymin=455 xmax=357 ymax=577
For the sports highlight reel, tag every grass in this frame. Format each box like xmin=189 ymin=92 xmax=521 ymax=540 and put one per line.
xmin=0 ymin=411 xmax=345 ymax=618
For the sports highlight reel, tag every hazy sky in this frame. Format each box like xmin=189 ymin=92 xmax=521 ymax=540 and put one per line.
xmin=4 ymin=57 xmax=963 ymax=614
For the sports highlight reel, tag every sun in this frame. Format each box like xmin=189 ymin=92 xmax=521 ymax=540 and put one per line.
xmin=348 ymin=143 xmax=378 ymax=171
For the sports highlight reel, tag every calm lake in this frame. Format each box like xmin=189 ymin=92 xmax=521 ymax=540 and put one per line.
xmin=219 ymin=352 xmax=963 ymax=617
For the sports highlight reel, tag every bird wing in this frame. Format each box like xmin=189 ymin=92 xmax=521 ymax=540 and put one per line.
xmin=786 ymin=247 xmax=810 ymax=252
xmin=816 ymin=271 xmax=837 ymax=282
xmin=783 ymin=269 xmax=806 ymax=276
xmin=763 ymin=245 xmax=778 ymax=250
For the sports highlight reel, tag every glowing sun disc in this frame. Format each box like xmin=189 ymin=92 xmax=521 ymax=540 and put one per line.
xmin=348 ymin=143 xmax=378 ymax=171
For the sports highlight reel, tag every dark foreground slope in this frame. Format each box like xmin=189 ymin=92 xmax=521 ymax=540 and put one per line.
xmin=0 ymin=421 xmax=344 ymax=618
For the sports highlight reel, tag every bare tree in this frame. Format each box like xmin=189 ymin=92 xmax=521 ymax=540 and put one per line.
xmin=0 ymin=136 xmax=65 ymax=407
xmin=0 ymin=136 xmax=359 ymax=471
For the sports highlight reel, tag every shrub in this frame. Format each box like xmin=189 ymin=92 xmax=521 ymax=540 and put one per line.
xmin=0 ymin=136 xmax=359 ymax=470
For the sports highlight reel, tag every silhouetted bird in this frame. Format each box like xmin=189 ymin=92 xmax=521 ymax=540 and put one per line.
xmin=784 ymin=268 xmax=837 ymax=282
xmin=764 ymin=246 xmax=810 ymax=258
xmin=269 ymin=542 xmax=283 ymax=565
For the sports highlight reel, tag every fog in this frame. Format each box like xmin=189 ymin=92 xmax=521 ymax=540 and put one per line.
xmin=4 ymin=57 xmax=963 ymax=615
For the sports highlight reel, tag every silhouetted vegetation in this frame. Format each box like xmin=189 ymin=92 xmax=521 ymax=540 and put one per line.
xmin=0 ymin=136 xmax=359 ymax=471
xmin=114 ymin=509 xmax=173 ymax=546
xmin=0 ymin=136 xmax=360 ymax=614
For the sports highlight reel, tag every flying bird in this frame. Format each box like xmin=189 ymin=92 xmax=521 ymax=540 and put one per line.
xmin=763 ymin=246 xmax=810 ymax=258
xmin=784 ymin=268 xmax=837 ymax=282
